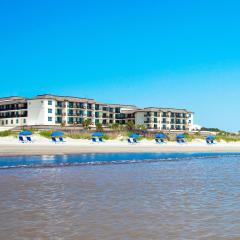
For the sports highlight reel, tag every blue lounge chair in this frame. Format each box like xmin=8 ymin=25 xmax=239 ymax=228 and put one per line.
xmin=26 ymin=136 xmax=32 ymax=143
xmin=155 ymin=138 xmax=159 ymax=143
xmin=52 ymin=137 xmax=57 ymax=143
xmin=92 ymin=138 xmax=97 ymax=143
xmin=99 ymin=138 xmax=104 ymax=143
xmin=159 ymin=139 xmax=165 ymax=143
xmin=128 ymin=138 xmax=133 ymax=144
xmin=207 ymin=139 xmax=214 ymax=144
xmin=19 ymin=136 xmax=25 ymax=143
xmin=59 ymin=137 xmax=65 ymax=143
xmin=133 ymin=138 xmax=138 ymax=143
xmin=177 ymin=139 xmax=185 ymax=143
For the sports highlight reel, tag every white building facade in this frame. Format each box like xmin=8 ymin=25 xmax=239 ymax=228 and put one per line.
xmin=0 ymin=94 xmax=195 ymax=131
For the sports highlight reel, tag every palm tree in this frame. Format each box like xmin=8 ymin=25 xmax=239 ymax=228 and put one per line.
xmin=111 ymin=123 xmax=120 ymax=131
xmin=136 ymin=124 xmax=147 ymax=130
xmin=126 ymin=121 xmax=135 ymax=131
xmin=96 ymin=122 xmax=103 ymax=131
xmin=83 ymin=119 xmax=91 ymax=129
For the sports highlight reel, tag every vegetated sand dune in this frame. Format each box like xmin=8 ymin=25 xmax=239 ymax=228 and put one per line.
xmin=0 ymin=136 xmax=240 ymax=156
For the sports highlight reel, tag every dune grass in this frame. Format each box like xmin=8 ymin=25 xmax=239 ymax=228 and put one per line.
xmin=39 ymin=130 xmax=52 ymax=138
xmin=65 ymin=133 xmax=91 ymax=140
xmin=0 ymin=130 xmax=16 ymax=137
xmin=19 ymin=129 xmax=240 ymax=143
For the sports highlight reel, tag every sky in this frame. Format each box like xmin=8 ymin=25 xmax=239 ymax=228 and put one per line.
xmin=0 ymin=0 xmax=240 ymax=131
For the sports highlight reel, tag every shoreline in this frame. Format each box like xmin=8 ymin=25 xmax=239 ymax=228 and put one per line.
xmin=1 ymin=143 xmax=240 ymax=157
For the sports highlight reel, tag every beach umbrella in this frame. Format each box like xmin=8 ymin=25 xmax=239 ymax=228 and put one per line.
xmin=51 ymin=131 xmax=64 ymax=137
xmin=206 ymin=135 xmax=215 ymax=140
xmin=176 ymin=134 xmax=185 ymax=139
xmin=155 ymin=133 xmax=166 ymax=139
xmin=19 ymin=130 xmax=32 ymax=136
xmin=129 ymin=133 xmax=140 ymax=139
xmin=92 ymin=132 xmax=105 ymax=137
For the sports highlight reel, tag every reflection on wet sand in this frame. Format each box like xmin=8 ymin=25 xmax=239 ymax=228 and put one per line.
xmin=0 ymin=154 xmax=240 ymax=239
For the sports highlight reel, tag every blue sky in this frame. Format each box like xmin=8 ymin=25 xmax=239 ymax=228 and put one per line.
xmin=0 ymin=0 xmax=240 ymax=131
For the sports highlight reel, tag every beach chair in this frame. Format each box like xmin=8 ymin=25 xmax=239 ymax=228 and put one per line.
xmin=181 ymin=139 xmax=185 ymax=143
xmin=19 ymin=136 xmax=25 ymax=143
xmin=52 ymin=137 xmax=57 ymax=143
xmin=99 ymin=138 xmax=104 ymax=143
xmin=133 ymin=138 xmax=138 ymax=143
xmin=206 ymin=139 xmax=211 ymax=144
xmin=92 ymin=138 xmax=97 ymax=143
xmin=59 ymin=137 xmax=65 ymax=143
xmin=155 ymin=138 xmax=159 ymax=143
xmin=26 ymin=136 xmax=32 ymax=143
xmin=128 ymin=138 xmax=133 ymax=144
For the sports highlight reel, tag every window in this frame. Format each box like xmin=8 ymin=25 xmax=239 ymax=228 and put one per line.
xmin=48 ymin=108 xmax=52 ymax=113
xmin=57 ymin=101 xmax=62 ymax=107
xmin=48 ymin=117 xmax=52 ymax=122
xmin=56 ymin=117 xmax=62 ymax=123
xmin=23 ymin=119 xmax=26 ymax=124
xmin=68 ymin=117 xmax=73 ymax=124
xmin=68 ymin=109 xmax=73 ymax=116
xmin=6 ymin=120 xmax=8 ymax=124
xmin=56 ymin=109 xmax=62 ymax=115
xmin=68 ymin=102 xmax=74 ymax=108
xmin=11 ymin=120 xmax=13 ymax=124
xmin=48 ymin=100 xmax=52 ymax=105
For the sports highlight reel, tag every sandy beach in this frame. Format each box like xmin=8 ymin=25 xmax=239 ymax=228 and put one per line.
xmin=0 ymin=136 xmax=240 ymax=156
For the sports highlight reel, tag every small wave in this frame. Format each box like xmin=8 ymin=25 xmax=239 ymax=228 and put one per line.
xmin=0 ymin=153 xmax=240 ymax=170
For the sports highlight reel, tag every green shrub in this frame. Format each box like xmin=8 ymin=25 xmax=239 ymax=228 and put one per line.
xmin=102 ymin=134 xmax=118 ymax=140
xmin=39 ymin=130 xmax=52 ymax=138
xmin=215 ymin=135 xmax=240 ymax=143
xmin=0 ymin=130 xmax=15 ymax=137
xmin=66 ymin=133 xmax=91 ymax=140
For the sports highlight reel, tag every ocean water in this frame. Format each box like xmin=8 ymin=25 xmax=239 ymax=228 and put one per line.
xmin=0 ymin=152 xmax=240 ymax=239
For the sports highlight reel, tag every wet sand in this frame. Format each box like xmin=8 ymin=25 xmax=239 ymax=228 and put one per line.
xmin=1 ymin=143 xmax=240 ymax=156
xmin=1 ymin=154 xmax=240 ymax=239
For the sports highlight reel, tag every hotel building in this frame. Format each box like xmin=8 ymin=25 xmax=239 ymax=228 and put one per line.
xmin=0 ymin=94 xmax=194 ymax=131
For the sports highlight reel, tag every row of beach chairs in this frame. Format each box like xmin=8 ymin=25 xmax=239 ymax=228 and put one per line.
xmin=19 ymin=136 xmax=32 ymax=143
xmin=92 ymin=137 xmax=104 ymax=143
xmin=19 ymin=136 xmax=215 ymax=144
xmin=52 ymin=137 xmax=65 ymax=143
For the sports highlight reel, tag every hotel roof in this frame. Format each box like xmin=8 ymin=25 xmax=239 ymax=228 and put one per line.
xmin=136 ymin=107 xmax=194 ymax=113
xmin=34 ymin=94 xmax=137 ymax=108
xmin=0 ymin=96 xmax=28 ymax=104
